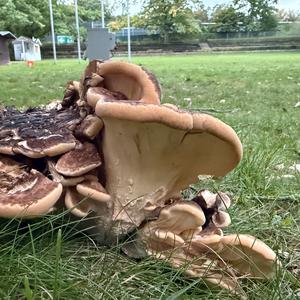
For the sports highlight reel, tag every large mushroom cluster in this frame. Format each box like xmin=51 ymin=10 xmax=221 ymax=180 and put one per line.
xmin=0 ymin=60 xmax=278 ymax=294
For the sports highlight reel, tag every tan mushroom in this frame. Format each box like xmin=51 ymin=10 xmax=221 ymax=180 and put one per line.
xmin=93 ymin=101 xmax=242 ymax=241
xmin=0 ymin=155 xmax=62 ymax=218
xmin=134 ymin=199 xmax=278 ymax=293
xmin=64 ymin=176 xmax=110 ymax=218
xmin=47 ymin=160 xmax=85 ymax=187
xmin=82 ymin=60 xmax=161 ymax=107
xmin=55 ymin=142 xmax=102 ymax=177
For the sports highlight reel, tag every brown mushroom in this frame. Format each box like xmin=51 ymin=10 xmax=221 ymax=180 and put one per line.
xmin=0 ymin=155 xmax=62 ymax=218
xmin=82 ymin=60 xmax=161 ymax=107
xmin=55 ymin=142 xmax=102 ymax=177
xmin=47 ymin=160 xmax=85 ymax=187
xmin=64 ymin=176 xmax=110 ymax=218
xmin=0 ymin=106 xmax=83 ymax=158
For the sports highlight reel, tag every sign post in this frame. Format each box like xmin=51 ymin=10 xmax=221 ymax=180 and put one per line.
xmin=74 ymin=0 xmax=81 ymax=61
xmin=48 ymin=0 xmax=57 ymax=63
xmin=127 ymin=0 xmax=131 ymax=62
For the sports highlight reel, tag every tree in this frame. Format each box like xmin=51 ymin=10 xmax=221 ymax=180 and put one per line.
xmin=0 ymin=0 xmax=50 ymax=37
xmin=233 ymin=0 xmax=278 ymax=31
xmin=0 ymin=0 xmax=113 ymax=39
xmin=277 ymin=9 xmax=300 ymax=22
xmin=141 ymin=0 xmax=200 ymax=43
xmin=212 ymin=5 xmax=246 ymax=32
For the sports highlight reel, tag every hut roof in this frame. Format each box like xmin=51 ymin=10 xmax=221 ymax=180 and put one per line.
xmin=0 ymin=31 xmax=16 ymax=39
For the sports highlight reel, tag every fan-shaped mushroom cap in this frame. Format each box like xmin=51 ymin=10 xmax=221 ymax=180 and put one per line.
xmin=0 ymin=107 xmax=82 ymax=158
xmin=149 ymin=201 xmax=206 ymax=234
xmin=219 ymin=234 xmax=278 ymax=278
xmin=86 ymin=87 xmax=128 ymax=108
xmin=82 ymin=60 xmax=161 ymax=106
xmin=94 ymin=101 xmax=242 ymax=237
xmin=47 ymin=160 xmax=85 ymax=187
xmin=0 ymin=155 xmax=62 ymax=218
xmin=55 ymin=142 xmax=102 ymax=177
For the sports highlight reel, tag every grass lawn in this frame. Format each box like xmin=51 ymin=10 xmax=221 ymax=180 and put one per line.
xmin=0 ymin=52 xmax=299 ymax=299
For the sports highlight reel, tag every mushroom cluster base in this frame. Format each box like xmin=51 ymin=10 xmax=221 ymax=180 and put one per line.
xmin=0 ymin=60 xmax=279 ymax=296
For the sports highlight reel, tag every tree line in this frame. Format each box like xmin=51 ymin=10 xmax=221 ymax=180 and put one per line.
xmin=0 ymin=0 xmax=299 ymax=43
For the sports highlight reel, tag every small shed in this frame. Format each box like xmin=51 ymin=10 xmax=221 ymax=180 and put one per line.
xmin=0 ymin=31 xmax=16 ymax=65
xmin=13 ymin=36 xmax=42 ymax=61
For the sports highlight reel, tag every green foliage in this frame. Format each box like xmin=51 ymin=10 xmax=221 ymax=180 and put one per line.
xmin=0 ymin=0 xmax=113 ymax=39
xmin=142 ymin=0 xmax=201 ymax=43
xmin=0 ymin=0 xmax=50 ymax=37
xmin=233 ymin=0 xmax=279 ymax=31
xmin=212 ymin=5 xmax=246 ymax=33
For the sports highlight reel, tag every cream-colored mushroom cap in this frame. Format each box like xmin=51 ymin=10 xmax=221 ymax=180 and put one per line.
xmin=82 ymin=60 xmax=161 ymax=105
xmin=96 ymin=101 xmax=242 ymax=178
xmin=219 ymin=234 xmax=278 ymax=278
xmin=94 ymin=101 xmax=242 ymax=234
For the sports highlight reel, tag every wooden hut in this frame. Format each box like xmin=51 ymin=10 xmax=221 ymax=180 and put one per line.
xmin=0 ymin=31 xmax=16 ymax=65
xmin=13 ymin=36 xmax=42 ymax=61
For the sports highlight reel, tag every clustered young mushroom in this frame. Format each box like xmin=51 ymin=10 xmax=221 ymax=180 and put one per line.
xmin=0 ymin=60 xmax=279 ymax=295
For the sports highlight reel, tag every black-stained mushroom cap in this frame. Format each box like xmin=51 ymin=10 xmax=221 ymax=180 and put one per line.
xmin=0 ymin=155 xmax=62 ymax=218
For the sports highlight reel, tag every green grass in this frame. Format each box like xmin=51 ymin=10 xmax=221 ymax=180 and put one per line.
xmin=0 ymin=53 xmax=300 ymax=299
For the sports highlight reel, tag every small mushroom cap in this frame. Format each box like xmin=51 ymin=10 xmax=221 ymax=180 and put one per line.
xmin=76 ymin=180 xmax=111 ymax=203
xmin=156 ymin=201 xmax=206 ymax=234
xmin=47 ymin=160 xmax=85 ymax=187
xmin=75 ymin=114 xmax=103 ymax=140
xmin=216 ymin=192 xmax=231 ymax=210
xmin=212 ymin=211 xmax=231 ymax=228
xmin=65 ymin=187 xmax=91 ymax=218
xmin=55 ymin=142 xmax=102 ymax=177
xmin=83 ymin=60 xmax=161 ymax=104
xmin=0 ymin=156 xmax=62 ymax=218
xmin=192 ymin=189 xmax=217 ymax=209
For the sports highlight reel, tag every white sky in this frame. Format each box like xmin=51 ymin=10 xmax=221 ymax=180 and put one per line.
xmin=119 ymin=0 xmax=300 ymax=15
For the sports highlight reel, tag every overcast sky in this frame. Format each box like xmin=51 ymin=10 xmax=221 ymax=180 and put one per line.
xmin=122 ymin=0 xmax=300 ymax=15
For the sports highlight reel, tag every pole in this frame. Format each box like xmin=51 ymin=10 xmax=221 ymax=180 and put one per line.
xmin=101 ymin=0 xmax=105 ymax=28
xmin=48 ymin=0 xmax=57 ymax=62
xmin=127 ymin=0 xmax=131 ymax=62
xmin=74 ymin=0 xmax=81 ymax=61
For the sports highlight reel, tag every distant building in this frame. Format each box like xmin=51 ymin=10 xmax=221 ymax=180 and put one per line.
xmin=0 ymin=31 xmax=16 ymax=65
xmin=13 ymin=36 xmax=42 ymax=61
xmin=57 ymin=35 xmax=74 ymax=45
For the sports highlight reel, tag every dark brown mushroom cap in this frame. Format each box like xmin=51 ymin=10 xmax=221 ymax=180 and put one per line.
xmin=82 ymin=60 xmax=161 ymax=104
xmin=0 ymin=106 xmax=82 ymax=158
xmin=0 ymin=155 xmax=62 ymax=218
xmin=55 ymin=142 xmax=102 ymax=177
xmin=47 ymin=160 xmax=85 ymax=187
